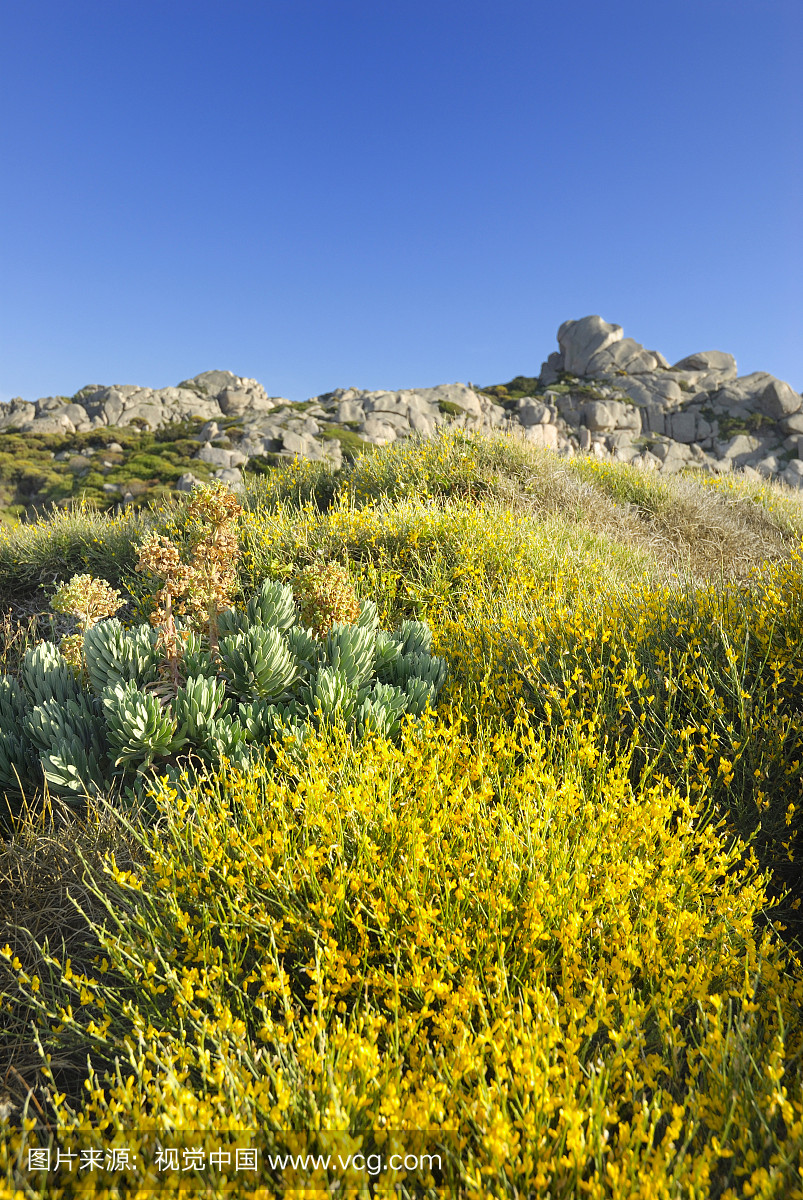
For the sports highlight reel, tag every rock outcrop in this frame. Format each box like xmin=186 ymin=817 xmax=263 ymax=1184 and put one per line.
xmin=3 ymin=319 xmax=802 ymax=492
xmin=0 ymin=372 xmax=510 ymax=492
xmin=535 ymin=317 xmax=803 ymax=489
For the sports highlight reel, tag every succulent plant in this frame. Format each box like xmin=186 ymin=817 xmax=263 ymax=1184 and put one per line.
xmin=0 ymin=575 xmax=447 ymax=808
xmin=219 ymin=626 xmax=299 ymax=700
xmin=102 ymin=680 xmax=180 ymax=768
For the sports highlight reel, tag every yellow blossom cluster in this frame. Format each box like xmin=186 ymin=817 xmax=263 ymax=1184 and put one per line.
xmin=435 ymin=536 xmax=803 ymax=930
xmin=2 ymin=712 xmax=802 ymax=1195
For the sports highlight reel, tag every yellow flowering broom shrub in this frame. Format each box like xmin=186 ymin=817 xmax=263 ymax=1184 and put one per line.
xmin=435 ymin=541 xmax=803 ymax=941
xmin=2 ymin=709 xmax=803 ymax=1197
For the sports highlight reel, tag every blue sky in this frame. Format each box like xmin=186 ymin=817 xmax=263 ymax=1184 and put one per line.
xmin=1 ymin=0 xmax=801 ymax=404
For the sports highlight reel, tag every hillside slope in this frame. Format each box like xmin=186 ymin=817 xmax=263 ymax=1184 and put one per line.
xmin=3 ymin=315 xmax=802 ymax=521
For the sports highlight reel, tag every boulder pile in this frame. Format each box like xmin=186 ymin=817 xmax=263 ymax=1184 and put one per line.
xmin=534 ymin=316 xmax=803 ymax=489
xmin=3 ymin=317 xmax=801 ymax=491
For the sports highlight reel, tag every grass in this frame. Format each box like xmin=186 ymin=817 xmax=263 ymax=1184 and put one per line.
xmin=1 ymin=427 xmax=803 ymax=1197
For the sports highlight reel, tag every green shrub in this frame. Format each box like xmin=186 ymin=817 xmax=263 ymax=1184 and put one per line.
xmin=0 ymin=420 xmax=216 ymax=521
xmin=504 ymin=375 xmax=542 ymax=396
xmin=319 ymin=427 xmax=373 ymax=461
xmin=242 ymin=457 xmax=340 ymax=511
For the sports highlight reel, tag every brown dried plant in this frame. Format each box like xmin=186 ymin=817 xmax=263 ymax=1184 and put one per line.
xmin=183 ymin=483 xmax=243 ymax=655
xmin=136 ymin=483 xmax=243 ymax=688
xmin=135 ymin=533 xmax=192 ymax=692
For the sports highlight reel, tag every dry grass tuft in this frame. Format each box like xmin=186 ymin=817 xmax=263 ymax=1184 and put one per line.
xmin=0 ymin=794 xmax=150 ymax=1119
xmin=635 ymin=471 xmax=798 ymax=582
xmin=482 ymin=442 xmax=803 ymax=584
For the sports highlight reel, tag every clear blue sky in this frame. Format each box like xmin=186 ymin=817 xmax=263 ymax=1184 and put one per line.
xmin=2 ymin=0 xmax=801 ymax=405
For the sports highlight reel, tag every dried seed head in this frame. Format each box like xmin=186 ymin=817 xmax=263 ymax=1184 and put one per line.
xmin=51 ymin=573 xmax=125 ymax=631
xmin=187 ymin=480 xmax=243 ymax=528
xmin=292 ymin=562 xmax=360 ymax=637
xmin=136 ymin=533 xmax=188 ymax=585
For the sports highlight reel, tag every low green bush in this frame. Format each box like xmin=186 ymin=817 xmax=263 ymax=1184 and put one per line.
xmin=0 ymin=421 xmax=216 ymax=520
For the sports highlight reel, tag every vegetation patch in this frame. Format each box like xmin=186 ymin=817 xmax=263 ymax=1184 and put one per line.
xmin=478 ymin=375 xmax=542 ymax=408
xmin=269 ymin=400 xmax=317 ymax=415
xmin=1 ymin=431 xmax=803 ymax=1196
xmin=703 ymin=409 xmax=776 ymax=440
xmin=0 ymin=487 xmax=446 ymax=814
xmin=319 ymin=426 xmax=373 ymax=461
xmin=0 ymin=420 xmax=215 ymax=522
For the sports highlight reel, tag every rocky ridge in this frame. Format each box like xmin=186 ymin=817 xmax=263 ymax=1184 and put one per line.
xmin=3 ymin=317 xmax=802 ymax=494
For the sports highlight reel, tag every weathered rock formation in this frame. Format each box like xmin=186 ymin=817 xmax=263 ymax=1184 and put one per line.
xmin=3 ymin=318 xmax=802 ymax=492
xmin=536 ymin=316 xmax=803 ymax=489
